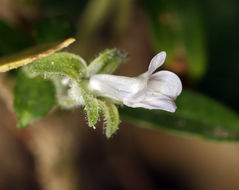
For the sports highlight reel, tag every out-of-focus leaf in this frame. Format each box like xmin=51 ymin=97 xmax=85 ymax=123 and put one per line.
xmin=78 ymin=0 xmax=133 ymax=39
xmin=99 ymin=100 xmax=119 ymax=138
xmin=14 ymin=74 xmax=56 ymax=127
xmin=112 ymin=0 xmax=133 ymax=35
xmin=0 ymin=38 xmax=75 ymax=72
xmin=141 ymin=0 xmax=207 ymax=81
xmin=78 ymin=0 xmax=114 ymax=39
xmin=0 ymin=19 xmax=30 ymax=55
xmin=33 ymin=16 xmax=76 ymax=44
xmin=198 ymin=0 xmax=239 ymax=111
xmin=86 ymin=49 xmax=127 ymax=77
xmin=119 ymin=90 xmax=239 ymax=141
xmin=38 ymin=0 xmax=88 ymax=16
xmin=24 ymin=52 xmax=87 ymax=80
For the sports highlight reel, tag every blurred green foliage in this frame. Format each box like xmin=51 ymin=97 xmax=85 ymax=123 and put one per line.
xmin=120 ymin=90 xmax=239 ymax=141
xmin=140 ymin=0 xmax=207 ymax=82
xmin=14 ymin=74 xmax=55 ymax=127
xmin=37 ymin=0 xmax=88 ymax=16
xmin=33 ymin=16 xmax=76 ymax=44
xmin=0 ymin=20 xmax=30 ymax=56
xmin=198 ymin=0 xmax=239 ymax=111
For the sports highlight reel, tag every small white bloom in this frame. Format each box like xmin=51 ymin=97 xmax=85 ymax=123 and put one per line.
xmin=88 ymin=51 xmax=182 ymax=112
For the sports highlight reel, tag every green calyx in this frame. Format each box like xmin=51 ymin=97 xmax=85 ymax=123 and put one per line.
xmin=8 ymin=47 xmax=125 ymax=138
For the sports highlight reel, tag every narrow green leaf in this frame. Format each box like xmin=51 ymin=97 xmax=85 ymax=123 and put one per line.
xmin=24 ymin=52 xmax=87 ymax=80
xmin=99 ymin=100 xmax=120 ymax=138
xmin=86 ymin=49 xmax=127 ymax=77
xmin=14 ymin=74 xmax=56 ymax=127
xmin=80 ymin=82 xmax=99 ymax=127
xmin=119 ymin=90 xmax=239 ymax=141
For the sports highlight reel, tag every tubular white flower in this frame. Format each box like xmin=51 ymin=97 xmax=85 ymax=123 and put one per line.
xmin=88 ymin=51 xmax=182 ymax=112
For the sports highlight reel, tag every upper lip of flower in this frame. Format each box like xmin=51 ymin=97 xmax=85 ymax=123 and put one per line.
xmin=88 ymin=51 xmax=182 ymax=112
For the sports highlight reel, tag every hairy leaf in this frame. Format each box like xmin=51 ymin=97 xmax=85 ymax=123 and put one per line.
xmin=24 ymin=52 xmax=87 ymax=80
xmin=86 ymin=49 xmax=127 ymax=77
xmin=99 ymin=100 xmax=120 ymax=138
xmin=79 ymin=82 xmax=99 ymax=127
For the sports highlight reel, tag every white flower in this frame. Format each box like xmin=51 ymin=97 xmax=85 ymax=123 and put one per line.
xmin=88 ymin=51 xmax=182 ymax=112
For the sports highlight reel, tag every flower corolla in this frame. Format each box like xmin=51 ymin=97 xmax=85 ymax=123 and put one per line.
xmin=88 ymin=52 xmax=182 ymax=112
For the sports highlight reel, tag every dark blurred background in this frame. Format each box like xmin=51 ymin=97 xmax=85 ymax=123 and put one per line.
xmin=0 ymin=0 xmax=239 ymax=189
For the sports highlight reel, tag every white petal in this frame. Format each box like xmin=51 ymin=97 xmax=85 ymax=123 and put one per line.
xmin=125 ymin=52 xmax=166 ymax=102
xmin=124 ymin=94 xmax=177 ymax=112
xmin=125 ymin=52 xmax=167 ymax=103
xmin=148 ymin=51 xmax=166 ymax=75
xmin=88 ymin=74 xmax=142 ymax=101
xmin=148 ymin=70 xmax=182 ymax=99
xmin=123 ymin=78 xmax=148 ymax=104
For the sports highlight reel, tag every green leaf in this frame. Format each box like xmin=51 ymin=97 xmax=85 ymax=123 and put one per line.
xmin=99 ymin=100 xmax=120 ymax=138
xmin=14 ymin=74 xmax=56 ymax=127
xmin=86 ymin=49 xmax=127 ymax=77
xmin=79 ymin=82 xmax=99 ymax=127
xmin=24 ymin=52 xmax=87 ymax=80
xmin=119 ymin=90 xmax=239 ymax=141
